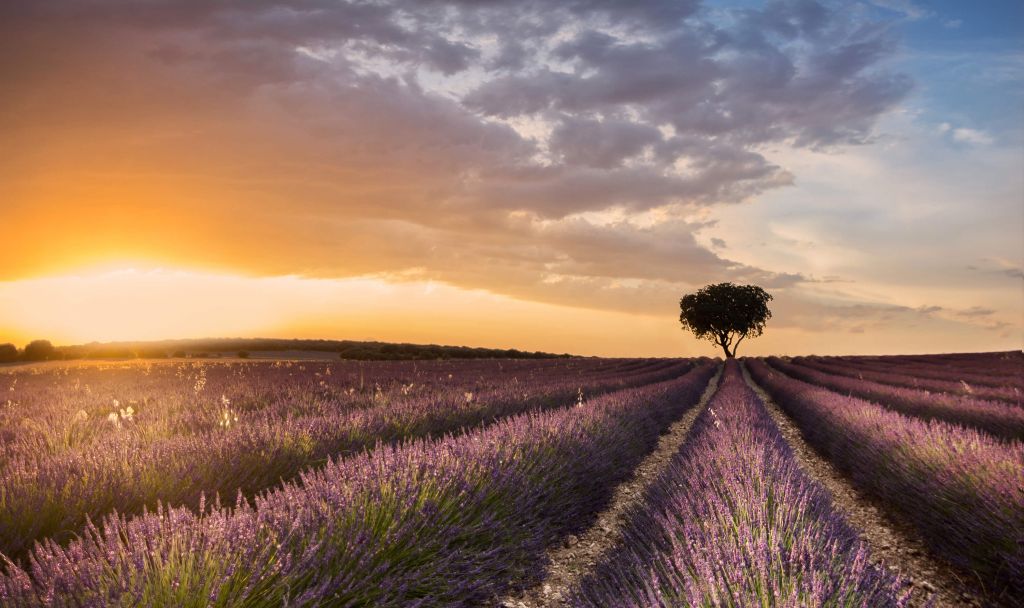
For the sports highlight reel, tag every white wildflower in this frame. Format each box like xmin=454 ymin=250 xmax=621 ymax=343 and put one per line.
xmin=708 ymin=407 xmax=721 ymax=428
xmin=193 ymin=369 xmax=207 ymax=394
xmin=218 ymin=408 xmax=239 ymax=429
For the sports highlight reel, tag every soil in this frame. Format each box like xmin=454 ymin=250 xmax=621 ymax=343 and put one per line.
xmin=740 ymin=362 xmax=991 ymax=608
xmin=494 ymin=364 xmax=725 ymax=608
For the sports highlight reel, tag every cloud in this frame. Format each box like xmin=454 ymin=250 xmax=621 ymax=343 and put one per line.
xmin=956 ymin=306 xmax=997 ymax=318
xmin=0 ymin=0 xmax=911 ymax=319
xmin=768 ymin=298 xmax=946 ymax=333
xmin=866 ymin=0 xmax=933 ymax=21
xmin=466 ymin=4 xmax=911 ymax=149
xmin=938 ymin=122 xmax=995 ymax=145
xmin=548 ymin=116 xmax=662 ymax=169
xmin=966 ymin=262 xmax=1024 ymax=281
xmin=951 ymin=127 xmax=995 ymax=145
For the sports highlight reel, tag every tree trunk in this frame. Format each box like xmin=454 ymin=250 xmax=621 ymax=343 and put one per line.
xmin=722 ymin=344 xmax=734 ymax=358
xmin=732 ymin=334 xmax=746 ymax=358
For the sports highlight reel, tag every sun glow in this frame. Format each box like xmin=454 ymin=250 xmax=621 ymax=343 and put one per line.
xmin=0 ymin=267 xmax=704 ymax=357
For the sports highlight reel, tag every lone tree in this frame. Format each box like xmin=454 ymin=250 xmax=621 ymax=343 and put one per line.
xmin=679 ymin=283 xmax=772 ymax=358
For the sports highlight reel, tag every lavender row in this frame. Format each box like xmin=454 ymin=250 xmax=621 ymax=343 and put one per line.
xmin=815 ymin=352 xmax=1024 ymax=391
xmin=0 ymin=365 xmax=718 ymax=606
xmin=0 ymin=357 xmax=677 ymax=476
xmin=839 ymin=353 xmax=1024 ymax=387
xmin=767 ymin=357 xmax=1024 ymax=440
xmin=0 ymin=358 xmax=665 ymax=463
xmin=747 ymin=359 xmax=1024 ymax=600
xmin=0 ymin=358 xmax=695 ymax=561
xmin=0 ymin=359 xmax=494 ymax=461
xmin=896 ymin=350 xmax=1022 ymax=368
xmin=573 ymin=361 xmax=908 ymax=608
xmin=795 ymin=357 xmax=1022 ymax=405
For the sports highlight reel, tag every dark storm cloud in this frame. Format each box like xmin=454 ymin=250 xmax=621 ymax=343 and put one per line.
xmin=0 ymin=0 xmax=911 ymax=314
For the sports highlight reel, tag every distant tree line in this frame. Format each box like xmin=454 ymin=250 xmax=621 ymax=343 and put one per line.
xmin=0 ymin=338 xmax=571 ymax=363
xmin=0 ymin=340 xmax=62 ymax=363
xmin=0 ymin=343 xmax=19 ymax=363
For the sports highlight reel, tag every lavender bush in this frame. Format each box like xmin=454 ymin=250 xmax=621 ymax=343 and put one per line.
xmin=0 ymin=358 xmax=696 ymax=561
xmin=767 ymin=357 xmax=1024 ymax=440
xmin=0 ymin=364 xmax=717 ymax=606
xmin=747 ymin=358 xmax=1024 ymax=600
xmin=839 ymin=353 xmax=1023 ymax=388
xmin=573 ymin=361 xmax=909 ymax=608
xmin=0 ymin=358 xmax=681 ymax=463
xmin=795 ymin=356 xmax=1022 ymax=404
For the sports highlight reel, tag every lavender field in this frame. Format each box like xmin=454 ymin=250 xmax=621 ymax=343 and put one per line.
xmin=0 ymin=352 xmax=1021 ymax=606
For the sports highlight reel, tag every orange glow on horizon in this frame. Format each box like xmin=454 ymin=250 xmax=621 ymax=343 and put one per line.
xmin=0 ymin=266 xmax=1015 ymax=358
xmin=0 ymin=267 xmax=698 ymax=357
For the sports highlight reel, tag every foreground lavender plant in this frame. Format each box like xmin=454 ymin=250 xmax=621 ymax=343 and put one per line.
xmin=573 ymin=361 xmax=909 ymax=608
xmin=0 ymin=358 xmax=695 ymax=561
xmin=0 ymin=364 xmax=717 ymax=606
xmin=747 ymin=358 xmax=1024 ymax=601
xmin=767 ymin=357 xmax=1024 ymax=440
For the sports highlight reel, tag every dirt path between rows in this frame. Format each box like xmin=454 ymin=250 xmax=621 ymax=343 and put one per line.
xmin=494 ymin=364 xmax=724 ymax=608
xmin=740 ymin=362 xmax=988 ymax=608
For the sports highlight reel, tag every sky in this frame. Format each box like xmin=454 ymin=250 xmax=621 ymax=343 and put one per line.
xmin=0 ymin=0 xmax=1021 ymax=357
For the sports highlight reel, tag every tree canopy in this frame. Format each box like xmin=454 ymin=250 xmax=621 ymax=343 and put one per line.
xmin=679 ymin=283 xmax=772 ymax=358
xmin=0 ymin=343 xmax=18 ymax=363
xmin=22 ymin=340 xmax=57 ymax=362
